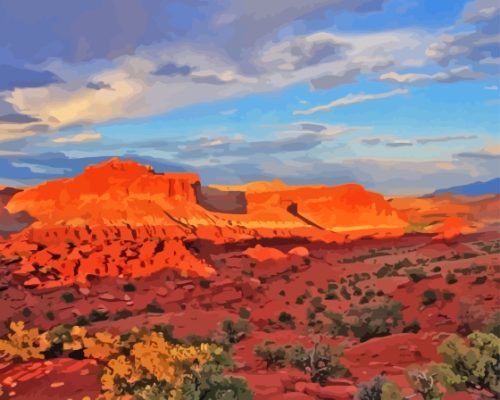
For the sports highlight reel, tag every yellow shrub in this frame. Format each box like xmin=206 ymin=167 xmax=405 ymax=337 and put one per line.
xmin=83 ymin=331 xmax=122 ymax=360
xmin=0 ymin=321 xmax=48 ymax=361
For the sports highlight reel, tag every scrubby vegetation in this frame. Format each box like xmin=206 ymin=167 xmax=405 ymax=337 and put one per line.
xmin=0 ymin=321 xmax=252 ymax=399
xmin=254 ymin=340 xmax=349 ymax=385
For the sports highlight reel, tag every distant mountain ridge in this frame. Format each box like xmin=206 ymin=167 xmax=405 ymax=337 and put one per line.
xmin=433 ymin=178 xmax=500 ymax=196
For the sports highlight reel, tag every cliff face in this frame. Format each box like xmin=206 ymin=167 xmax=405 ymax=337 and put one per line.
xmin=0 ymin=158 xmax=414 ymax=281
xmin=7 ymin=158 xmax=200 ymax=227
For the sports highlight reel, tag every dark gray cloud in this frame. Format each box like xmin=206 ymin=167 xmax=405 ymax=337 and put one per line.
xmin=385 ymin=141 xmax=413 ymax=147
xmin=154 ymin=62 xmax=194 ymax=77
xmin=0 ymin=113 xmax=40 ymax=124
xmin=427 ymin=0 xmax=499 ymax=72
xmin=86 ymin=81 xmax=113 ymax=90
xmin=0 ymin=64 xmax=62 ymax=91
xmin=310 ymin=68 xmax=360 ymax=90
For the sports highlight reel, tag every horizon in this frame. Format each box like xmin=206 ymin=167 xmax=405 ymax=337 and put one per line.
xmin=0 ymin=0 xmax=499 ymax=194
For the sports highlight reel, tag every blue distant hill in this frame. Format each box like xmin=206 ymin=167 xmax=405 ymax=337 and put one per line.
xmin=433 ymin=178 xmax=500 ymax=196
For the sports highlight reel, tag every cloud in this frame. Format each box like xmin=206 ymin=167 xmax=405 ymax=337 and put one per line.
xmin=51 ymin=131 xmax=102 ymax=143
xmin=0 ymin=28 xmax=430 ymax=140
xmin=293 ymin=88 xmax=408 ymax=116
xmin=484 ymin=85 xmax=498 ymax=90
xmin=154 ymin=62 xmax=194 ymax=77
xmin=0 ymin=64 xmax=62 ymax=91
xmin=416 ymin=135 xmax=478 ymax=144
xmin=380 ymin=66 xmax=484 ymax=84
xmin=86 ymin=81 xmax=113 ymax=90
xmin=219 ymin=108 xmax=238 ymax=116
xmin=385 ymin=140 xmax=413 ymax=147
xmin=360 ymin=134 xmax=479 ymax=147
xmin=426 ymin=0 xmax=499 ymax=74
xmin=0 ymin=113 xmax=40 ymax=124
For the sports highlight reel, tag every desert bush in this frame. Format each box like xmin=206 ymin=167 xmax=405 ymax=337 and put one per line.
xmin=89 ymin=308 xmax=110 ymax=322
xmin=445 ymin=273 xmax=457 ymax=284
xmin=288 ymin=343 xmax=349 ymax=385
xmin=355 ymin=375 xmax=403 ymax=400
xmin=324 ymin=311 xmax=349 ymax=337
xmin=100 ymin=331 xmax=252 ymax=400
xmin=122 ymin=283 xmax=136 ymax=292
xmin=422 ymin=289 xmax=438 ymax=306
xmin=254 ymin=342 xmax=286 ymax=369
xmin=278 ymin=311 xmax=295 ymax=328
xmin=405 ymin=367 xmax=443 ymax=400
xmin=432 ymin=331 xmax=499 ymax=395
xmin=406 ymin=268 xmax=427 ymax=282
xmin=347 ymin=298 xmax=403 ymax=342
xmin=61 ymin=292 xmax=75 ymax=302
xmin=310 ymin=297 xmax=326 ymax=313
xmin=238 ymin=307 xmax=251 ymax=319
xmin=220 ymin=318 xmax=251 ymax=344
xmin=457 ymin=297 xmax=489 ymax=334
xmin=471 ymin=275 xmax=487 ymax=285
xmin=403 ymin=320 xmax=421 ymax=334
xmin=0 ymin=321 xmax=47 ymax=361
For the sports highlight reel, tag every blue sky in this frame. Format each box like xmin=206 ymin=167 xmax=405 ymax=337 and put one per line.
xmin=0 ymin=0 xmax=499 ymax=193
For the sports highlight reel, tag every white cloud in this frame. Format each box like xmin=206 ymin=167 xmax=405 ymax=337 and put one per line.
xmin=52 ymin=131 xmax=102 ymax=143
xmin=292 ymin=88 xmax=408 ymax=116
xmin=484 ymin=85 xmax=498 ymax=90
xmin=380 ymin=66 xmax=484 ymax=84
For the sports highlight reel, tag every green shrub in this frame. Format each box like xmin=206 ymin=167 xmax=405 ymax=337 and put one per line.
xmin=122 ymin=283 xmax=136 ymax=292
xmin=472 ymin=275 xmax=487 ymax=285
xmin=254 ymin=342 xmax=286 ymax=369
xmin=278 ymin=312 xmax=295 ymax=327
xmin=432 ymin=332 xmax=500 ymax=395
xmin=422 ymin=289 xmax=437 ymax=306
xmin=288 ymin=343 xmax=349 ymax=385
xmin=310 ymin=297 xmax=326 ymax=313
xmin=145 ymin=302 xmax=164 ymax=314
xmin=61 ymin=292 xmax=75 ymax=303
xmin=355 ymin=375 xmax=403 ymax=400
xmin=46 ymin=311 xmax=55 ymax=321
xmin=403 ymin=320 xmax=421 ymax=333
xmin=221 ymin=318 xmax=251 ymax=344
xmin=324 ymin=311 xmax=349 ymax=337
xmin=199 ymin=279 xmax=211 ymax=288
xmin=445 ymin=273 xmax=457 ymax=284
xmin=22 ymin=307 xmax=32 ymax=318
xmin=238 ymin=307 xmax=251 ymax=319
xmin=347 ymin=298 xmax=403 ymax=342
xmin=407 ymin=268 xmax=427 ymax=282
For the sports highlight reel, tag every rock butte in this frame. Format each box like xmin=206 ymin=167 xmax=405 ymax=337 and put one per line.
xmin=1 ymin=157 xmax=496 ymax=281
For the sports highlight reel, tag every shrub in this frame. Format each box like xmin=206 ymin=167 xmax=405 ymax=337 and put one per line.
xmin=340 ymin=286 xmax=351 ymax=300
xmin=442 ymin=291 xmax=455 ymax=302
xmin=22 ymin=307 xmax=32 ymax=318
xmin=403 ymin=320 xmax=421 ymax=333
xmin=347 ymin=298 xmax=403 ymax=342
xmin=0 ymin=321 xmax=48 ymax=361
xmin=89 ymin=308 xmax=110 ymax=322
xmin=405 ymin=367 xmax=443 ymax=400
xmin=199 ymin=279 xmax=211 ymax=288
xmin=422 ymin=289 xmax=437 ymax=306
xmin=324 ymin=311 xmax=349 ymax=337
xmin=145 ymin=302 xmax=164 ymax=314
xmin=238 ymin=307 xmax=251 ymax=319
xmin=432 ymin=332 xmax=499 ymax=395
xmin=472 ymin=275 xmax=487 ymax=285
xmin=100 ymin=331 xmax=252 ymax=399
xmin=406 ymin=268 xmax=427 ymax=282
xmin=288 ymin=343 xmax=349 ymax=385
xmin=310 ymin=297 xmax=326 ymax=313
xmin=221 ymin=318 xmax=251 ymax=344
xmin=355 ymin=375 xmax=403 ymax=400
xmin=296 ymin=296 xmax=304 ymax=305
xmin=278 ymin=312 xmax=295 ymax=328
xmin=113 ymin=309 xmax=133 ymax=320
xmin=254 ymin=342 xmax=286 ymax=369
xmin=122 ymin=283 xmax=136 ymax=292
xmin=46 ymin=311 xmax=55 ymax=321
xmin=61 ymin=292 xmax=75 ymax=302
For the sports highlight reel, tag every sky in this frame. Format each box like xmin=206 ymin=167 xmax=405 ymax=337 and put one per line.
xmin=0 ymin=0 xmax=499 ymax=194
